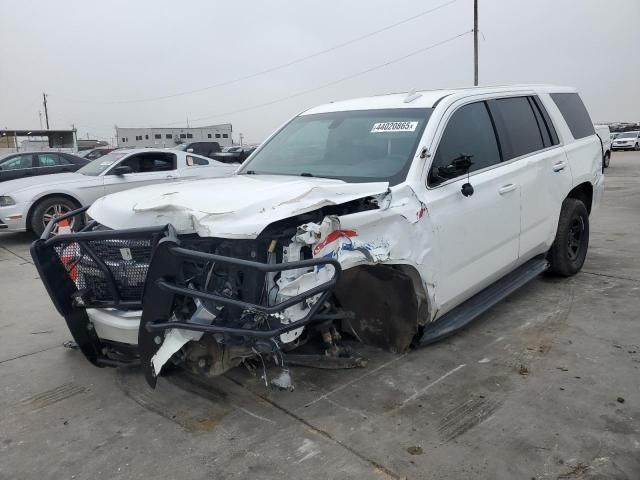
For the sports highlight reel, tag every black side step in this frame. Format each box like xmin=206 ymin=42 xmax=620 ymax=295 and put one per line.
xmin=420 ymin=255 xmax=549 ymax=345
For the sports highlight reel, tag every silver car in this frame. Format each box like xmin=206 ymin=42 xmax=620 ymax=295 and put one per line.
xmin=0 ymin=148 xmax=238 ymax=235
xmin=611 ymin=131 xmax=640 ymax=151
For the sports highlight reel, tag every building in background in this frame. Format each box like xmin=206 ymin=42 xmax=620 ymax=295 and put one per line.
xmin=0 ymin=129 xmax=78 ymax=154
xmin=116 ymin=124 xmax=233 ymax=148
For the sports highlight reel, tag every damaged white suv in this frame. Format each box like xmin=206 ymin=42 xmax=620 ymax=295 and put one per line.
xmin=33 ymin=85 xmax=604 ymax=390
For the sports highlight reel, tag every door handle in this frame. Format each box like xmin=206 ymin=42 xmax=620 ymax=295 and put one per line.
xmin=498 ymin=183 xmax=517 ymax=195
xmin=165 ymin=174 xmax=178 ymax=179
xmin=552 ymin=161 xmax=567 ymax=172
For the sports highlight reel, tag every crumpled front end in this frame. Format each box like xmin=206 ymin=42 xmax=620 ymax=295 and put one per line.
xmin=33 ymin=185 xmax=433 ymax=390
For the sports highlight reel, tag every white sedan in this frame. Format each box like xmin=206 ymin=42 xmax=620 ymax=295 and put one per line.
xmin=0 ymin=148 xmax=238 ymax=235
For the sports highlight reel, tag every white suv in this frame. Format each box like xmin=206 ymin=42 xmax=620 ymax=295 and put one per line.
xmin=33 ymin=85 xmax=604 ymax=390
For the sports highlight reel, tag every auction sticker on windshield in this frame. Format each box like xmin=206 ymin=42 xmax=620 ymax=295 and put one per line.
xmin=371 ymin=121 xmax=419 ymax=133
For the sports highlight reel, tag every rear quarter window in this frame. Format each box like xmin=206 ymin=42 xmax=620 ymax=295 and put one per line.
xmin=488 ymin=96 xmax=545 ymax=160
xmin=550 ymin=93 xmax=595 ymax=140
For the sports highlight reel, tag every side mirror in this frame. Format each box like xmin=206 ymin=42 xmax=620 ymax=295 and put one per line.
xmin=186 ymin=148 xmax=194 ymax=153
xmin=112 ymin=165 xmax=133 ymax=175
xmin=437 ymin=154 xmax=474 ymax=179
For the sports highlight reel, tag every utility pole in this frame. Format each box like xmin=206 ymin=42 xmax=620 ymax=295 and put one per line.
xmin=473 ymin=0 xmax=479 ymax=86
xmin=42 ymin=92 xmax=50 ymax=129
xmin=239 ymin=133 xmax=244 ymax=146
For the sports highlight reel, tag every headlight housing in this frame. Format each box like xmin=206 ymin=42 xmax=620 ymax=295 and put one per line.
xmin=0 ymin=196 xmax=16 ymax=207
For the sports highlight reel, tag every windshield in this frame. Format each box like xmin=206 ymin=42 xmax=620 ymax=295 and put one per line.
xmin=77 ymin=152 xmax=127 ymax=175
xmin=239 ymin=108 xmax=432 ymax=185
xmin=617 ymin=132 xmax=638 ymax=139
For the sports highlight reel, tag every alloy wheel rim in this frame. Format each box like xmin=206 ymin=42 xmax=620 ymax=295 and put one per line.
xmin=42 ymin=204 xmax=74 ymax=233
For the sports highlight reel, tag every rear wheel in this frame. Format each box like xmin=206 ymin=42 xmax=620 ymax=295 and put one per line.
xmin=603 ymin=151 xmax=610 ymax=168
xmin=30 ymin=196 xmax=81 ymax=237
xmin=635 ymin=143 xmax=640 ymax=151
xmin=547 ymin=198 xmax=589 ymax=277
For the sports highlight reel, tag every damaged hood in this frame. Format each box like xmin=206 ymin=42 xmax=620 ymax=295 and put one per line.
xmin=88 ymin=174 xmax=389 ymax=238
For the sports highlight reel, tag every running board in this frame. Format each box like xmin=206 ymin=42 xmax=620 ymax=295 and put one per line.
xmin=420 ymin=256 xmax=549 ymax=345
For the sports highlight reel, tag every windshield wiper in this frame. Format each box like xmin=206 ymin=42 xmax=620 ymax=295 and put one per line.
xmin=299 ymin=172 xmax=314 ymax=177
xmin=244 ymin=170 xmax=257 ymax=174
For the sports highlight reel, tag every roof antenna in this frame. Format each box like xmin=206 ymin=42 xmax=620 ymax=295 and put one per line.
xmin=404 ymin=88 xmax=422 ymax=104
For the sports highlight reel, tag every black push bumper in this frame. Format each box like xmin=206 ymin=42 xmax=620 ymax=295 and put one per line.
xmin=31 ymin=208 xmax=341 ymax=386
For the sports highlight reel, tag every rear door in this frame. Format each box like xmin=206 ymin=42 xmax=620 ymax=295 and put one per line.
xmin=487 ymin=95 xmax=572 ymax=260
xmin=427 ymin=100 xmax=524 ymax=315
xmin=36 ymin=152 xmax=75 ymax=176
xmin=0 ymin=154 xmax=35 ymax=181
xmin=103 ymin=152 xmax=180 ymax=195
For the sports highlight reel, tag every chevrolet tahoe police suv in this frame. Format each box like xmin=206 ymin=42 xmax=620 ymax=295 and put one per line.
xmin=32 ymin=85 xmax=604 ymax=390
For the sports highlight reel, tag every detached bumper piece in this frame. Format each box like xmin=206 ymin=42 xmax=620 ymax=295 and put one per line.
xmin=31 ymin=207 xmax=167 ymax=368
xmin=140 ymin=231 xmax=341 ymax=387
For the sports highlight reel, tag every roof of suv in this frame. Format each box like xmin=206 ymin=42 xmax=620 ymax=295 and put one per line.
xmin=303 ymin=84 xmax=577 ymax=115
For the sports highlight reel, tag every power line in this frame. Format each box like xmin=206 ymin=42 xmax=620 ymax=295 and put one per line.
xmin=65 ymin=0 xmax=458 ymax=105
xmin=155 ymin=29 xmax=473 ymax=128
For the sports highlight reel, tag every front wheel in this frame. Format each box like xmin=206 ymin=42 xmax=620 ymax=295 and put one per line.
xmin=30 ymin=196 xmax=81 ymax=237
xmin=547 ymin=198 xmax=589 ymax=277
xmin=635 ymin=143 xmax=640 ymax=151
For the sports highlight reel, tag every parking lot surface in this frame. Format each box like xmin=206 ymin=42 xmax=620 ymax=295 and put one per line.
xmin=1 ymin=152 xmax=639 ymax=480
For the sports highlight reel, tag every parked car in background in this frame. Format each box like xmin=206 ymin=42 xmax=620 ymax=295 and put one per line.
xmin=594 ymin=124 xmax=612 ymax=168
xmin=78 ymin=147 xmax=116 ymax=160
xmin=612 ymin=131 xmax=640 ymax=151
xmin=174 ymin=141 xmax=221 ymax=158
xmin=212 ymin=145 xmax=257 ymax=164
xmin=0 ymin=151 xmax=88 ymax=183
xmin=0 ymin=149 xmax=239 ymax=235
xmin=31 ymin=85 xmax=604 ymax=391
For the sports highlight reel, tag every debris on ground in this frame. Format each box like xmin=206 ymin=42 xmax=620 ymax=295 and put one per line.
xmin=518 ymin=364 xmax=529 ymax=376
xmin=406 ymin=446 xmax=423 ymax=455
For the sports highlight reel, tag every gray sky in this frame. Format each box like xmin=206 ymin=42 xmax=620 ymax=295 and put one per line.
xmin=1 ymin=0 xmax=638 ymax=144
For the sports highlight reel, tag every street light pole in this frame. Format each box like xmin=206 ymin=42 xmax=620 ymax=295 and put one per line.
xmin=473 ymin=0 xmax=479 ymax=86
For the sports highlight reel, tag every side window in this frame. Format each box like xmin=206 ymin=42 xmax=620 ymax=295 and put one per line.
xmin=0 ymin=154 xmax=33 ymax=170
xmin=186 ymin=155 xmax=209 ymax=166
xmin=429 ymin=102 xmax=501 ymax=186
xmin=38 ymin=153 xmax=70 ymax=167
xmin=531 ymin=96 xmax=559 ymax=146
xmin=489 ymin=96 xmax=545 ymax=160
xmin=113 ymin=153 xmax=177 ymax=174
xmin=550 ymin=92 xmax=595 ymax=140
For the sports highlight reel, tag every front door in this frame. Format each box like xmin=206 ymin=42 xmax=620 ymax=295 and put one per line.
xmin=0 ymin=154 xmax=35 ymax=182
xmin=426 ymin=100 xmax=523 ymax=316
xmin=103 ymin=152 xmax=180 ymax=195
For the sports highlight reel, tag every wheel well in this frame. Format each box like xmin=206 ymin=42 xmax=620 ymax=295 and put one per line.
xmin=26 ymin=193 xmax=82 ymax=231
xmin=567 ymin=182 xmax=593 ymax=214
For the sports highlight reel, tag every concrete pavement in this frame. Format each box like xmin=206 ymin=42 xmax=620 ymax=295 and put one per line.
xmin=1 ymin=152 xmax=639 ymax=480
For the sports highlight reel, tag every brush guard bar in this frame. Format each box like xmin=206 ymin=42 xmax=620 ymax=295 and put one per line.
xmin=30 ymin=207 xmax=342 ymax=385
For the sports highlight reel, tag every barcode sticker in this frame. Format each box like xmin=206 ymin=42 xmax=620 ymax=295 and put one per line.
xmin=371 ymin=121 xmax=418 ymax=133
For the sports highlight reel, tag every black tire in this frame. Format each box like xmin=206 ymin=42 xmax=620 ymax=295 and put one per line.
xmin=30 ymin=196 xmax=81 ymax=237
xmin=635 ymin=143 xmax=640 ymax=151
xmin=603 ymin=152 xmax=610 ymax=168
xmin=547 ymin=198 xmax=589 ymax=277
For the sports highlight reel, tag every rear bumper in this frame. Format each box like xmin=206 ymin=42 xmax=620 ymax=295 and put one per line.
xmin=31 ymin=207 xmax=341 ymax=386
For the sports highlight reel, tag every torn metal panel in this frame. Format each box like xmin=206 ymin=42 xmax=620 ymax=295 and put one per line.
xmin=88 ymin=175 xmax=389 ymax=238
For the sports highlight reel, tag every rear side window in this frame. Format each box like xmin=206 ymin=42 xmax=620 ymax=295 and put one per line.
xmin=489 ymin=97 xmax=545 ymax=160
xmin=429 ymin=101 xmax=501 ymax=186
xmin=550 ymin=93 xmax=594 ymax=139
xmin=38 ymin=153 xmax=71 ymax=166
